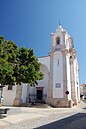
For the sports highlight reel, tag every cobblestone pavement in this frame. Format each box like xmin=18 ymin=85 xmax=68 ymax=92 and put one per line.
xmin=0 ymin=101 xmax=86 ymax=129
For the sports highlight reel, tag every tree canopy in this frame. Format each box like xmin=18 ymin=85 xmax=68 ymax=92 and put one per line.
xmin=0 ymin=36 xmax=44 ymax=86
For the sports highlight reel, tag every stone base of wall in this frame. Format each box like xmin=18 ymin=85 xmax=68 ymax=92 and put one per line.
xmin=73 ymin=99 xmax=78 ymax=105
xmin=13 ymin=98 xmax=22 ymax=106
xmin=47 ymin=98 xmax=74 ymax=108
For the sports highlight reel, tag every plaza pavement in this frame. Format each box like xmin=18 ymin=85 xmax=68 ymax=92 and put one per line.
xmin=0 ymin=101 xmax=86 ymax=129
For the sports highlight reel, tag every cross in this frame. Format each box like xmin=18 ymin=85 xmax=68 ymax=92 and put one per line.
xmin=59 ymin=20 xmax=61 ymax=25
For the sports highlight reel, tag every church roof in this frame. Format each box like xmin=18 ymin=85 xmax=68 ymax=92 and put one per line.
xmin=38 ymin=55 xmax=49 ymax=59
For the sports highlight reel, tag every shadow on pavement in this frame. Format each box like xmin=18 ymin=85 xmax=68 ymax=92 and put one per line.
xmin=82 ymin=100 xmax=86 ymax=103
xmin=35 ymin=113 xmax=86 ymax=129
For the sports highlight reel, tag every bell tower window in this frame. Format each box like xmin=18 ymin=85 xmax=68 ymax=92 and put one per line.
xmin=56 ymin=37 xmax=60 ymax=45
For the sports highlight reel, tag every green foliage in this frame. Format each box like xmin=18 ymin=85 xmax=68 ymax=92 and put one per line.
xmin=0 ymin=36 xmax=44 ymax=86
xmin=0 ymin=63 xmax=16 ymax=85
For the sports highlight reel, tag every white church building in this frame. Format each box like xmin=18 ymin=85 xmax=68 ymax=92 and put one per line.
xmin=2 ymin=25 xmax=80 ymax=107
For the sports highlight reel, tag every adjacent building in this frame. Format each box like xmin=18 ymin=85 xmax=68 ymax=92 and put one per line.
xmin=80 ymin=84 xmax=86 ymax=96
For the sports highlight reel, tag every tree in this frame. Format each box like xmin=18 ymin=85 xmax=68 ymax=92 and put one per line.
xmin=14 ymin=47 xmax=44 ymax=85
xmin=0 ymin=37 xmax=18 ymax=86
xmin=0 ymin=36 xmax=44 ymax=87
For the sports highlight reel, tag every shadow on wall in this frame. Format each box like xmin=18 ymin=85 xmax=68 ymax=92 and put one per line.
xmin=34 ymin=113 xmax=86 ymax=129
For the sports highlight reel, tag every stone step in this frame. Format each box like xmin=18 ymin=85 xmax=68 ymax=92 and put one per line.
xmin=21 ymin=103 xmax=50 ymax=108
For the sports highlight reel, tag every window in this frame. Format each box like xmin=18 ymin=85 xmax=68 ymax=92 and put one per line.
xmin=8 ymin=85 xmax=13 ymax=90
xmin=56 ymin=37 xmax=60 ymax=45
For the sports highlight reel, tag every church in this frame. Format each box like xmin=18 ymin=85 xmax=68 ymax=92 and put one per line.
xmin=2 ymin=25 xmax=80 ymax=107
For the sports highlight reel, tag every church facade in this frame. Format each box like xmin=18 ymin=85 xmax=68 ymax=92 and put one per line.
xmin=2 ymin=25 xmax=80 ymax=107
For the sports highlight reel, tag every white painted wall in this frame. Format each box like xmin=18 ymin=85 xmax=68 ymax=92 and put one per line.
xmin=38 ymin=64 xmax=49 ymax=96
xmin=74 ymin=59 xmax=76 ymax=98
xmin=29 ymin=64 xmax=49 ymax=102
xmin=38 ymin=56 xmax=50 ymax=72
xmin=29 ymin=86 xmax=36 ymax=102
xmin=2 ymin=85 xmax=17 ymax=106
xmin=66 ymin=55 xmax=71 ymax=100
xmin=53 ymin=51 xmax=63 ymax=98
xmin=29 ymin=86 xmax=35 ymax=95
xmin=21 ymin=83 xmax=28 ymax=103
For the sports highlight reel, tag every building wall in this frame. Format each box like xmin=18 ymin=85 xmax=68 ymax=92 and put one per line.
xmin=2 ymin=85 xmax=17 ymax=106
xmin=21 ymin=83 xmax=28 ymax=103
xmin=66 ymin=54 xmax=71 ymax=100
xmin=29 ymin=86 xmax=36 ymax=102
xmin=38 ymin=56 xmax=50 ymax=72
xmin=29 ymin=64 xmax=49 ymax=102
xmin=53 ymin=51 xmax=63 ymax=98
xmin=38 ymin=65 xmax=49 ymax=95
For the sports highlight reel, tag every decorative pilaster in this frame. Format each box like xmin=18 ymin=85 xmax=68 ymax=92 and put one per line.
xmin=62 ymin=51 xmax=67 ymax=99
xmin=47 ymin=50 xmax=54 ymax=104
xmin=70 ymin=57 xmax=76 ymax=104
xmin=47 ymin=33 xmax=54 ymax=104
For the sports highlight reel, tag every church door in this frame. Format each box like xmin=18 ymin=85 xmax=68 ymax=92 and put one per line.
xmin=37 ymin=90 xmax=43 ymax=100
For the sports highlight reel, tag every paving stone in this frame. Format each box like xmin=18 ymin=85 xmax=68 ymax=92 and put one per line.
xmin=0 ymin=102 xmax=86 ymax=129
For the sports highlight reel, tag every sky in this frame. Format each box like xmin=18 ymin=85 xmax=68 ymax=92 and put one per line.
xmin=0 ymin=0 xmax=86 ymax=84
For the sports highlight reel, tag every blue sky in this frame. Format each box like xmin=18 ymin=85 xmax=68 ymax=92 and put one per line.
xmin=0 ymin=0 xmax=86 ymax=84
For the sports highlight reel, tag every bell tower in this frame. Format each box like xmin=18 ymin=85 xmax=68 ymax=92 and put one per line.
xmin=47 ymin=25 xmax=71 ymax=107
